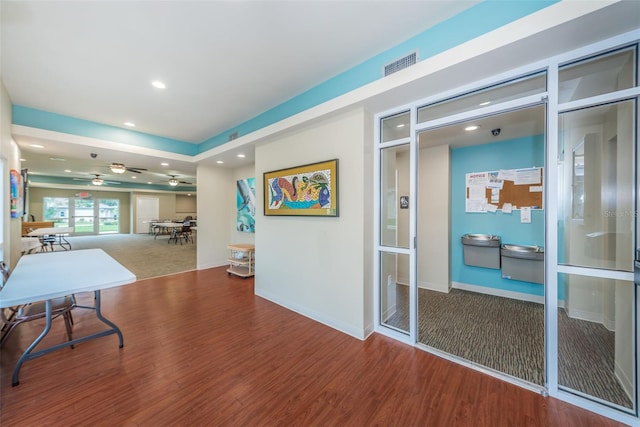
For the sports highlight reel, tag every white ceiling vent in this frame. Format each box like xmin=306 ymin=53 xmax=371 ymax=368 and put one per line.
xmin=383 ymin=51 xmax=418 ymax=77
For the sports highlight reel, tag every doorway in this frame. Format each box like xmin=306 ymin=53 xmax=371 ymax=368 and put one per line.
xmin=375 ymin=39 xmax=639 ymax=420
xmin=416 ymin=105 xmax=546 ymax=386
xmin=136 ymin=196 xmax=159 ymax=234
xmin=43 ymin=196 xmax=120 ymax=235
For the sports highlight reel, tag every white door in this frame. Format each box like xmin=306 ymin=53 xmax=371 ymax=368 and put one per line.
xmin=136 ymin=196 xmax=159 ymax=234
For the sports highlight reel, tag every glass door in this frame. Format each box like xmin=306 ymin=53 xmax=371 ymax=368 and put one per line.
xmin=98 ymin=199 xmax=120 ymax=234
xmin=73 ymin=198 xmax=95 ymax=234
xmin=377 ymin=111 xmax=413 ymax=336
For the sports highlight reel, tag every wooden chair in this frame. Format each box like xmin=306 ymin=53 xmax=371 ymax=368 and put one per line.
xmin=0 ymin=262 xmax=75 ymax=348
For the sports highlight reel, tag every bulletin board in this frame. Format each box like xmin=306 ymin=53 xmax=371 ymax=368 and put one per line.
xmin=465 ymin=167 xmax=543 ymax=213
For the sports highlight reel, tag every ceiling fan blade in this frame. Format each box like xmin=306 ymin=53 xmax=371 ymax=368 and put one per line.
xmin=179 ymin=180 xmax=193 ymax=185
xmin=126 ymin=167 xmax=147 ymax=173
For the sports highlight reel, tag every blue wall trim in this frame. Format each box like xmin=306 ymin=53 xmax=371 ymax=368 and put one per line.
xmin=451 ymin=136 xmax=545 ymax=296
xmin=199 ymin=1 xmax=557 ymax=152
xmin=13 ymin=105 xmax=198 ymax=156
xmin=11 ymin=1 xmax=557 ymax=156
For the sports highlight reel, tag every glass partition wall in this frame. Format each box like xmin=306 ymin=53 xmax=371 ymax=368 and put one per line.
xmin=375 ymin=39 xmax=639 ymax=422
xmin=556 ymin=46 xmax=637 ymax=412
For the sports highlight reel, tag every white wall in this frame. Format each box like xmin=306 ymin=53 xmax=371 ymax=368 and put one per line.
xmin=254 ymin=108 xmax=371 ymax=339
xmin=418 ymin=144 xmax=450 ymax=292
xmin=196 ymin=164 xmax=235 ymax=269
xmin=0 ymin=79 xmax=21 ymax=269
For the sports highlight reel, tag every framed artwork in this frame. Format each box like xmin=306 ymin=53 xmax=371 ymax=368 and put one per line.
xmin=236 ymin=177 xmax=256 ymax=233
xmin=264 ymin=159 xmax=338 ymax=217
xmin=10 ymin=169 xmax=24 ymax=218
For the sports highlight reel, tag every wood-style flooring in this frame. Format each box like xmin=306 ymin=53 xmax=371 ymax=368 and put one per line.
xmin=0 ymin=267 xmax=625 ymax=426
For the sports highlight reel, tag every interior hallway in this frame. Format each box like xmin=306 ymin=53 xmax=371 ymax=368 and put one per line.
xmin=0 ymin=267 xmax=622 ymax=426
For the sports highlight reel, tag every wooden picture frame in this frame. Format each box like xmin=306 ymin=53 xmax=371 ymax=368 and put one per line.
xmin=263 ymin=159 xmax=338 ymax=217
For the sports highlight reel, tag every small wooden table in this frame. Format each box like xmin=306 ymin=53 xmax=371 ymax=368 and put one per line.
xmin=227 ymin=244 xmax=255 ymax=278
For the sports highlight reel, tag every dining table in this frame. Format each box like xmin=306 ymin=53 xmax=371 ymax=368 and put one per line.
xmin=151 ymin=222 xmax=184 ymax=240
xmin=0 ymin=249 xmax=136 ymax=386
xmin=26 ymin=226 xmax=74 ymax=251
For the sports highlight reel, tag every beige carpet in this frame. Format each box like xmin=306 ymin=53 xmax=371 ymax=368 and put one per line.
xmin=48 ymin=233 xmax=196 ymax=280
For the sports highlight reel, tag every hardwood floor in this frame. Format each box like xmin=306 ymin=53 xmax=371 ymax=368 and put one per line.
xmin=0 ymin=267 xmax=625 ymax=426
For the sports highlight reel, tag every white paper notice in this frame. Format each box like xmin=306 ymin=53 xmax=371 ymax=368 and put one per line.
xmin=515 ymin=168 xmax=541 ymax=185
xmin=466 ymin=172 xmax=489 ymax=186
xmin=490 ymin=188 xmax=500 ymax=203
xmin=502 ymin=203 xmax=513 ymax=214
xmin=521 ymin=206 xmax=531 ymax=223
xmin=529 ymin=186 xmax=543 ymax=192
xmin=468 ymin=185 xmax=486 ymax=200
xmin=487 ymin=171 xmax=503 ymax=189
xmin=486 ymin=204 xmax=498 ymax=213
xmin=497 ymin=169 xmax=516 ymax=181
xmin=466 ymin=198 xmax=487 ymax=213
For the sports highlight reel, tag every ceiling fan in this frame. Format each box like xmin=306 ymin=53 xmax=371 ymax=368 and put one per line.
xmin=109 ymin=163 xmax=147 ymax=174
xmin=168 ymin=175 xmax=193 ymax=186
xmin=73 ymin=174 xmax=122 ymax=186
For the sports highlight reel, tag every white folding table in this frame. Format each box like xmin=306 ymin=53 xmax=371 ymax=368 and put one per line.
xmin=0 ymin=249 xmax=136 ymax=386
xmin=27 ymin=226 xmax=73 ymax=251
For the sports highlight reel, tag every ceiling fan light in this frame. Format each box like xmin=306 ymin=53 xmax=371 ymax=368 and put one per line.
xmin=92 ymin=177 xmax=104 ymax=186
xmin=110 ymin=163 xmax=126 ymax=174
xmin=168 ymin=178 xmax=179 ymax=186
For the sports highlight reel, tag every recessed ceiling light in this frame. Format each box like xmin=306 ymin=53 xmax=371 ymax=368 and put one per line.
xmin=237 ymin=154 xmax=245 ymax=158
xmin=479 ymin=101 xmax=491 ymax=106
xmin=131 ymin=176 xmax=136 ymax=179
xmin=216 ymin=160 xmax=224 ymax=164
xmin=124 ymin=122 xmax=136 ymax=127
xmin=151 ymin=80 xmax=166 ymax=89
xmin=30 ymin=144 xmax=44 ymax=148
xmin=465 ymin=125 xmax=480 ymax=131
xmin=49 ymin=157 xmax=66 ymax=161
xmin=64 ymin=169 xmax=72 ymax=173
xmin=19 ymin=158 xmax=26 ymax=162
xmin=147 ymin=181 xmax=153 ymax=184
xmin=161 ymin=162 xmax=169 ymax=166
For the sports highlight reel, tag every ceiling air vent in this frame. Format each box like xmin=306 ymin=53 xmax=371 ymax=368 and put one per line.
xmin=383 ymin=51 xmax=417 ymax=77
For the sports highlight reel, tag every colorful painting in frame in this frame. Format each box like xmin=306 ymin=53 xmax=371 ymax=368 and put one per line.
xmin=264 ymin=159 xmax=338 ymax=217
xmin=236 ymin=177 xmax=256 ymax=233
xmin=10 ymin=169 xmax=24 ymax=218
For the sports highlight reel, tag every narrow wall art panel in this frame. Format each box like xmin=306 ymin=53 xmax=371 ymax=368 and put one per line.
xmin=237 ymin=177 xmax=256 ymax=232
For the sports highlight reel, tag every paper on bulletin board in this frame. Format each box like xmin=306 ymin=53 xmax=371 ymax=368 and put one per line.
xmin=515 ymin=168 xmax=542 ymax=185
xmin=466 ymin=198 xmax=487 ymax=213
xmin=521 ymin=206 xmax=532 ymax=223
xmin=486 ymin=204 xmax=498 ymax=213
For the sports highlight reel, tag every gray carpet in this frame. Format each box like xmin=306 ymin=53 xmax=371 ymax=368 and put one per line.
xmin=385 ymin=286 xmax=633 ymax=409
xmin=53 ymin=233 xmax=196 ymax=280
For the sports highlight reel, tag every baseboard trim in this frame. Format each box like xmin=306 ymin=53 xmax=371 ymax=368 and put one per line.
xmin=451 ymin=281 xmax=544 ymax=304
xmin=255 ymin=287 xmax=367 ymax=340
xmin=614 ymin=360 xmax=634 ymax=404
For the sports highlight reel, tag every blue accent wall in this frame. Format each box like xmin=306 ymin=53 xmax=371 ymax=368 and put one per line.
xmin=451 ymin=136 xmax=545 ymax=296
